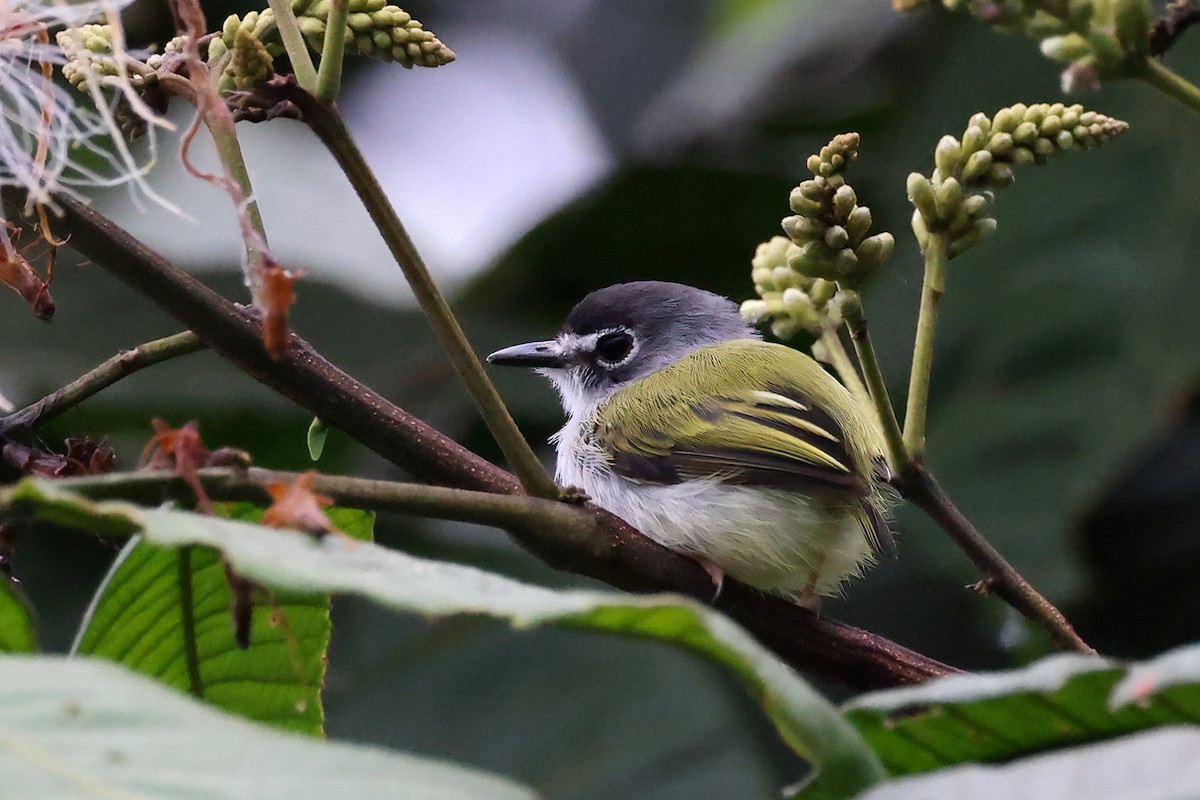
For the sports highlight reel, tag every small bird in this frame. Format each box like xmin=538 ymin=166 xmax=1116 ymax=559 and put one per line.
xmin=488 ymin=281 xmax=894 ymax=607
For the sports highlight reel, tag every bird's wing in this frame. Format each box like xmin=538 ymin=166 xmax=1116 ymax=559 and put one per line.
xmin=595 ymin=345 xmax=895 ymax=557
xmin=597 ymin=385 xmax=863 ymax=493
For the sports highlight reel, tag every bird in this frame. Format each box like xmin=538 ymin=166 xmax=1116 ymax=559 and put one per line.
xmin=487 ymin=281 xmax=894 ymax=608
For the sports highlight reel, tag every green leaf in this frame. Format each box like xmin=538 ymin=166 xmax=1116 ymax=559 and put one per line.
xmin=844 ymin=645 xmax=1200 ymax=778
xmin=72 ymin=502 xmax=374 ymax=737
xmin=3 ymin=479 xmax=884 ymax=799
xmin=0 ymin=655 xmax=536 ymax=800
xmin=307 ymin=417 xmax=328 ymax=461
xmin=853 ymin=726 xmax=1200 ymax=800
xmin=0 ymin=580 xmax=35 ymax=653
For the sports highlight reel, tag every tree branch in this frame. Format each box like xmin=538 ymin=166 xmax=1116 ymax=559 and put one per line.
xmin=290 ymin=88 xmax=559 ymax=500
xmin=1138 ymin=56 xmax=1200 ymax=117
xmin=840 ymin=285 xmax=1092 ymax=653
xmin=896 ymin=461 xmax=1094 ymax=654
xmin=266 ymin=0 xmax=318 ymax=91
xmin=0 ymin=331 xmax=206 ymax=433
xmin=177 ymin=547 xmax=205 ymax=698
xmin=903 ymin=232 xmax=946 ymax=458
xmin=843 ymin=302 xmax=906 ymax=472
xmin=56 ymin=466 xmax=590 ymax=531
xmin=8 ymin=188 xmax=957 ymax=689
xmin=314 ymin=0 xmax=349 ymax=100
xmin=1150 ymin=1 xmax=1200 ymax=57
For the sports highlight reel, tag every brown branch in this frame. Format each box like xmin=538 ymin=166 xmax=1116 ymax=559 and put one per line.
xmin=897 ymin=460 xmax=1094 ymax=654
xmin=283 ymin=80 xmax=558 ymax=500
xmin=1150 ymin=1 xmax=1200 ymax=57
xmin=847 ymin=299 xmax=1091 ymax=652
xmin=55 ymin=466 xmax=601 ymax=530
xmin=0 ymin=331 xmax=206 ymax=433
xmin=6 ymin=188 xmax=958 ymax=689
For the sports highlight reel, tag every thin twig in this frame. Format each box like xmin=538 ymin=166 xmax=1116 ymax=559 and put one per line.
xmin=843 ymin=303 xmax=906 ymax=472
xmin=177 ymin=547 xmax=205 ymax=698
xmin=57 ymin=467 xmax=588 ymax=531
xmin=1150 ymin=1 xmax=1200 ymax=56
xmin=266 ymin=0 xmax=318 ymax=91
xmin=22 ymin=188 xmax=955 ymax=689
xmin=896 ymin=461 xmax=1094 ymax=654
xmin=843 ymin=290 xmax=1092 ymax=653
xmin=293 ymin=92 xmax=559 ymax=500
xmin=0 ymin=331 xmax=206 ymax=432
xmin=903 ymin=233 xmax=946 ymax=457
xmin=1139 ymin=56 xmax=1200 ymax=117
xmin=818 ymin=329 xmax=871 ymax=412
xmin=171 ymin=0 xmax=272 ymax=300
xmin=314 ymin=0 xmax=349 ymax=100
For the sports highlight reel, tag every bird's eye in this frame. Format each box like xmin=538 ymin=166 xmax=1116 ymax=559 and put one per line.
xmin=594 ymin=330 xmax=634 ymax=365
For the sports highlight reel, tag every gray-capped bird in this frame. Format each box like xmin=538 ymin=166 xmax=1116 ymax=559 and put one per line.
xmin=487 ymin=281 xmax=894 ymax=607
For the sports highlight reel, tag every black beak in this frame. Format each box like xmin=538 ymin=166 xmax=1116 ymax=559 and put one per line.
xmin=486 ymin=340 xmax=566 ymax=368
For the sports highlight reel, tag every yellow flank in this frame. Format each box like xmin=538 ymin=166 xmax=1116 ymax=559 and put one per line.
xmin=596 ymin=339 xmax=886 ymax=484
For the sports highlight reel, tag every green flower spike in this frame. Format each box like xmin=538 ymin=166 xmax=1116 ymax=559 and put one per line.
xmin=209 ymin=0 xmax=454 ymax=76
xmin=741 ymin=236 xmax=842 ymax=340
xmin=209 ymin=12 xmax=285 ymax=64
xmin=904 ymin=0 xmax=1151 ymax=93
xmin=146 ymin=36 xmax=189 ymax=71
xmin=742 ymin=133 xmax=894 ymax=341
xmin=907 ymin=102 xmax=1128 ymax=258
xmin=58 ymin=24 xmax=120 ymax=88
xmin=778 ymin=133 xmax=895 ymax=291
xmin=230 ymin=27 xmax=276 ymax=90
xmin=59 ymin=25 xmax=164 ymax=139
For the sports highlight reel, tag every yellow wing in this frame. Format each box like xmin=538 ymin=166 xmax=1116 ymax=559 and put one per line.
xmin=595 ymin=339 xmax=895 ymax=555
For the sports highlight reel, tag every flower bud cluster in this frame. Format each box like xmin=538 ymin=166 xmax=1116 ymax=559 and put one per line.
xmin=230 ymin=27 xmax=275 ymax=90
xmin=58 ymin=24 xmax=120 ymax=88
xmin=145 ymin=35 xmax=189 ymax=71
xmin=206 ymin=12 xmax=281 ymax=92
xmin=337 ymin=0 xmax=454 ymax=67
xmin=740 ymin=237 xmax=860 ymax=340
xmin=900 ymin=0 xmax=1150 ymax=94
xmin=59 ymin=25 xmax=161 ymax=140
xmin=779 ymin=133 xmax=895 ymax=290
xmin=907 ymin=102 xmax=1128 ymax=257
xmin=208 ymin=0 xmax=454 ymax=81
xmin=741 ymin=133 xmax=894 ymax=340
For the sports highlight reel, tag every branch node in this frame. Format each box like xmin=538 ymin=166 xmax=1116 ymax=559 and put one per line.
xmin=1150 ymin=1 xmax=1200 ymax=57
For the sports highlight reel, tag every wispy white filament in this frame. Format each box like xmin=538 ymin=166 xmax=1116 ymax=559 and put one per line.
xmin=0 ymin=0 xmax=176 ymax=216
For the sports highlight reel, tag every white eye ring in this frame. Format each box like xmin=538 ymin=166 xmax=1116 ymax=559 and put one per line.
xmin=593 ymin=328 xmax=636 ymax=367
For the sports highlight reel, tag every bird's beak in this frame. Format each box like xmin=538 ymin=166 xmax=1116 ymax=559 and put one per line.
xmin=486 ymin=340 xmax=566 ymax=368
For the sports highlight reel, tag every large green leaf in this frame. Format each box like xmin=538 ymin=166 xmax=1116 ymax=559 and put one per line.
xmin=844 ymin=644 xmax=1200 ymax=779
xmin=0 ymin=655 xmax=535 ymax=800
xmin=2 ymin=479 xmax=884 ymax=799
xmin=853 ymin=725 xmax=1200 ymax=800
xmin=0 ymin=580 xmax=35 ymax=653
xmin=72 ymin=506 xmax=373 ymax=736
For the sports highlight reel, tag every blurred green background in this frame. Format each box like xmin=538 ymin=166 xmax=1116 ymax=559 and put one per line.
xmin=3 ymin=0 xmax=1200 ymax=796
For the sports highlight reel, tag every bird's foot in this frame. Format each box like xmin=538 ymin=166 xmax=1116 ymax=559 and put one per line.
xmin=797 ymin=571 xmax=822 ymax=616
xmin=693 ymin=555 xmax=726 ymax=603
xmin=796 ymin=590 xmax=822 ymax=616
xmin=558 ymin=485 xmax=591 ymax=504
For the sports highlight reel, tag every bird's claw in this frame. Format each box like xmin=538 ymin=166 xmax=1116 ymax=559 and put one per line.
xmin=694 ymin=556 xmax=726 ymax=603
xmin=558 ymin=485 xmax=591 ymax=504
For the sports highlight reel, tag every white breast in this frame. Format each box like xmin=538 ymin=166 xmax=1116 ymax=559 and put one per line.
xmin=551 ymin=412 xmax=874 ymax=598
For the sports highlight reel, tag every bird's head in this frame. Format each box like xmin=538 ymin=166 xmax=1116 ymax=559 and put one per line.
xmin=487 ymin=281 xmax=756 ymax=415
